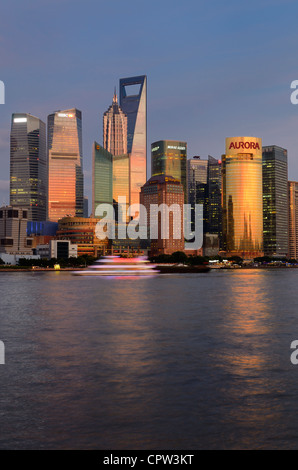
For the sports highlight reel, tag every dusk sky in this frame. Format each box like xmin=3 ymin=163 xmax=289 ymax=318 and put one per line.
xmin=0 ymin=0 xmax=298 ymax=207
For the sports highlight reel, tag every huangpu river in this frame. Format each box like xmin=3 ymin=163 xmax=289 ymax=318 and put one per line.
xmin=0 ymin=269 xmax=298 ymax=450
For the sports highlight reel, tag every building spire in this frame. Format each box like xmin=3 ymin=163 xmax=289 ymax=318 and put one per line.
xmin=113 ymin=87 xmax=118 ymax=104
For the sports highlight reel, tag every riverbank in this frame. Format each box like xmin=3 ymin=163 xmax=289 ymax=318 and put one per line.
xmin=0 ymin=264 xmax=298 ymax=273
xmin=0 ymin=267 xmax=85 ymax=272
xmin=155 ymin=265 xmax=210 ymax=273
xmin=210 ymin=265 xmax=298 ymax=269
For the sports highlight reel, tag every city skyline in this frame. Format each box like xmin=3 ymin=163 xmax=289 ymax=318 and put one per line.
xmin=1 ymin=90 xmax=297 ymax=212
xmin=1 ymin=0 xmax=298 ymax=207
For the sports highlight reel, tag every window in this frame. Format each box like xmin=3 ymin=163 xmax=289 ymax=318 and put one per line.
xmin=1 ymin=238 xmax=13 ymax=246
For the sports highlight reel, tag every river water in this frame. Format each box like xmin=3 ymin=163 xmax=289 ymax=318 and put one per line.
xmin=0 ymin=269 xmax=298 ymax=449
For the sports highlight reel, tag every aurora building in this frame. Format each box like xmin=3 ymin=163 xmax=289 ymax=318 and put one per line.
xmin=262 ymin=146 xmax=288 ymax=257
xmin=288 ymin=181 xmax=298 ymax=259
xmin=222 ymin=137 xmax=263 ymax=257
xmin=10 ymin=113 xmax=47 ymax=221
xmin=48 ymin=109 xmax=84 ymax=222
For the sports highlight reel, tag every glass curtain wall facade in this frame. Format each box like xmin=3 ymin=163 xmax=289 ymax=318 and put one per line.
xmin=187 ymin=156 xmax=208 ymax=232
xmin=10 ymin=113 xmax=47 ymax=221
xmin=113 ymin=154 xmax=130 ymax=222
xmin=48 ymin=109 xmax=84 ymax=222
xmin=119 ymin=75 xmax=147 ymax=208
xmin=288 ymin=181 xmax=298 ymax=260
xmin=222 ymin=137 xmax=263 ymax=257
xmin=92 ymin=143 xmax=129 ymax=222
xmin=207 ymin=155 xmax=222 ymax=243
xmin=152 ymin=140 xmax=187 ymax=203
xmin=92 ymin=142 xmax=113 ymax=215
xmin=262 ymin=146 xmax=288 ymax=257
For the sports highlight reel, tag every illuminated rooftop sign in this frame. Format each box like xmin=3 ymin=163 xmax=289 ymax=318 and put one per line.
xmin=229 ymin=142 xmax=260 ymax=150
xmin=58 ymin=113 xmax=74 ymax=118
xmin=14 ymin=118 xmax=27 ymax=123
xmin=226 ymin=137 xmax=262 ymax=156
xmin=167 ymin=145 xmax=186 ymax=151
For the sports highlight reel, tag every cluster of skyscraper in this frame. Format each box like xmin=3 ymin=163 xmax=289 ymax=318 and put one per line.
xmin=187 ymin=138 xmax=291 ymax=258
xmin=5 ymin=74 xmax=298 ymax=259
xmin=93 ymin=75 xmax=147 ymax=221
xmin=10 ymin=109 xmax=84 ymax=223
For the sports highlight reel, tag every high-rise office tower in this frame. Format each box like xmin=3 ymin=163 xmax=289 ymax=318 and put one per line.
xmin=262 ymin=146 xmax=288 ymax=257
xmin=0 ymin=206 xmax=33 ymax=256
xmin=152 ymin=140 xmax=187 ymax=202
xmin=222 ymin=137 xmax=263 ymax=257
xmin=92 ymin=142 xmax=113 ymax=215
xmin=288 ymin=181 xmax=298 ymax=259
xmin=48 ymin=109 xmax=84 ymax=222
xmin=10 ymin=113 xmax=47 ymax=221
xmin=140 ymin=175 xmax=184 ymax=256
xmin=92 ymin=142 xmax=129 ymax=221
xmin=119 ymin=75 xmax=147 ymax=208
xmin=207 ymin=155 xmax=222 ymax=242
xmin=103 ymin=90 xmax=128 ymax=156
xmin=112 ymin=153 xmax=130 ymax=220
xmin=187 ymin=156 xmax=208 ymax=231
xmin=83 ymin=197 xmax=89 ymax=218
xmin=102 ymin=91 xmax=130 ymax=218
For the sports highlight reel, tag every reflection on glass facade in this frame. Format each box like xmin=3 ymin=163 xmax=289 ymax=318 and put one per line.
xmin=92 ymin=142 xmax=130 ymax=222
xmin=187 ymin=156 xmax=208 ymax=232
xmin=262 ymin=146 xmax=288 ymax=257
xmin=10 ymin=113 xmax=47 ymax=221
xmin=103 ymin=91 xmax=127 ymax=156
xmin=92 ymin=142 xmax=113 ymax=215
xmin=288 ymin=181 xmax=298 ymax=259
xmin=208 ymin=155 xmax=222 ymax=242
xmin=222 ymin=137 xmax=263 ymax=257
xmin=120 ymin=75 xmax=147 ymax=208
xmin=48 ymin=108 xmax=84 ymax=222
xmin=84 ymin=197 xmax=89 ymax=218
xmin=113 ymin=153 xmax=130 ymax=222
xmin=152 ymin=140 xmax=187 ymax=203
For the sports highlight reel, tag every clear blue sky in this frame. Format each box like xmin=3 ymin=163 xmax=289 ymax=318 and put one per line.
xmin=0 ymin=0 xmax=298 ymax=206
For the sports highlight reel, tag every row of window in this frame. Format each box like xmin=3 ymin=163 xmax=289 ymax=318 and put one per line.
xmin=0 ymin=210 xmax=28 ymax=219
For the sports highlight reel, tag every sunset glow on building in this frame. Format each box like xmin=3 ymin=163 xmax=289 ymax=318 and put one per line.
xmin=222 ymin=137 xmax=263 ymax=258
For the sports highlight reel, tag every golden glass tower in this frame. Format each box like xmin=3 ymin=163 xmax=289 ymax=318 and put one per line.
xmin=222 ymin=137 xmax=263 ymax=257
xmin=48 ymin=109 xmax=84 ymax=222
xmin=288 ymin=181 xmax=298 ymax=259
